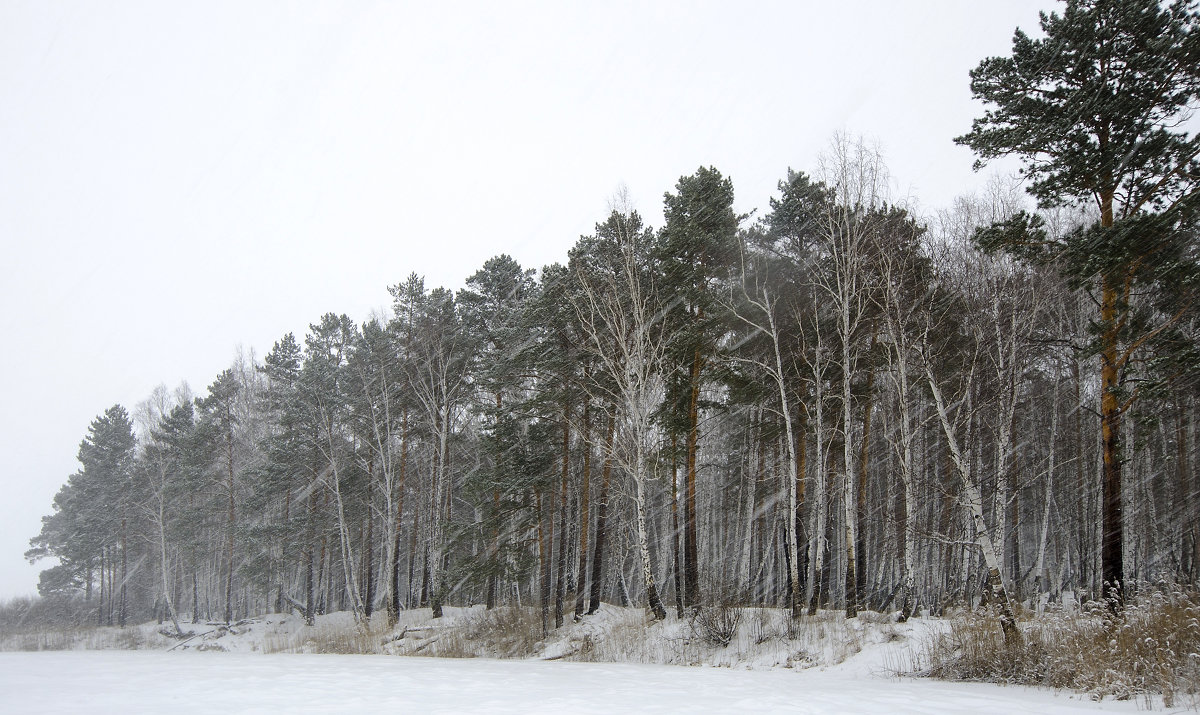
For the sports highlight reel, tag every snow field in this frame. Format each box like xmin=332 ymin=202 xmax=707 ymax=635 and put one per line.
xmin=0 ymin=605 xmax=1163 ymax=712
xmin=0 ymin=650 xmax=1146 ymax=714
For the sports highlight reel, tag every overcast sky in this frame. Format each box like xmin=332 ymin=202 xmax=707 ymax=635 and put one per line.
xmin=0 ymin=0 xmax=1049 ymax=599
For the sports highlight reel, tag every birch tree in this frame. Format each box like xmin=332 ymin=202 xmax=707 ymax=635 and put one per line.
xmin=574 ymin=206 xmax=669 ymax=621
xmin=814 ymin=134 xmax=889 ymax=617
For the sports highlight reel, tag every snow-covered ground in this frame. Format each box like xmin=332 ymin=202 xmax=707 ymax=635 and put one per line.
xmin=0 ymin=606 xmax=1171 ymax=712
xmin=0 ymin=650 xmax=1144 ymax=714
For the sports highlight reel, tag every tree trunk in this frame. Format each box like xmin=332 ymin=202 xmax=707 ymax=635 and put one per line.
xmin=538 ymin=489 xmax=550 ymax=636
xmin=223 ymin=413 xmax=236 ymax=626
xmin=633 ymin=459 xmax=667 ymax=621
xmin=684 ymin=347 xmax=703 ymax=609
xmin=926 ymin=360 xmax=1022 ymax=647
xmin=409 ymin=489 xmax=421 ymax=609
xmin=856 ymin=336 xmax=877 ymax=609
xmin=1100 ymin=276 xmax=1124 ymax=607
xmin=554 ymin=398 xmax=570 ymax=629
xmin=157 ymin=498 xmax=183 ymax=636
xmin=364 ymin=463 xmax=376 ymax=619
xmin=390 ymin=406 xmax=409 ymax=622
xmin=842 ymin=344 xmax=859 ymax=619
xmin=890 ymin=324 xmax=917 ymax=623
xmin=671 ymin=434 xmax=684 ymax=618
xmin=119 ymin=518 xmax=128 ymax=628
xmin=587 ymin=411 xmax=615 ymax=615
xmin=487 ymin=396 xmax=502 ymax=611
xmin=575 ymin=393 xmax=592 ymax=620
xmin=430 ymin=417 xmax=449 ymax=619
xmin=807 ymin=345 xmax=828 ymax=616
xmin=1071 ymin=357 xmax=1090 ymax=597
xmin=734 ymin=422 xmax=753 ymax=599
xmin=304 ymin=486 xmax=317 ymax=625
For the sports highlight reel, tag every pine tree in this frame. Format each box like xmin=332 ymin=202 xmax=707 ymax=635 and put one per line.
xmin=458 ymin=256 xmax=538 ymax=611
xmin=28 ymin=406 xmax=136 ymax=621
xmin=531 ymin=262 xmax=583 ymax=628
xmin=404 ymin=288 xmax=471 ymax=618
xmin=658 ymin=166 xmax=740 ymax=609
xmin=957 ymin=0 xmax=1200 ymax=604
xmin=387 ymin=274 xmax=429 ymax=613
xmin=255 ymin=333 xmax=312 ymax=618
xmin=301 ymin=314 xmax=367 ymax=622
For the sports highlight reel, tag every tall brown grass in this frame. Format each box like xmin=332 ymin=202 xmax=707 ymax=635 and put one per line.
xmin=912 ymin=584 xmax=1200 ymax=708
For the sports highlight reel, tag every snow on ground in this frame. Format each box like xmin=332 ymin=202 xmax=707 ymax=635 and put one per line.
xmin=0 ymin=606 xmax=1170 ymax=712
xmin=0 ymin=650 xmax=1145 ymax=714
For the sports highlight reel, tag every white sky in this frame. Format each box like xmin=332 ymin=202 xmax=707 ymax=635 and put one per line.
xmin=0 ymin=0 xmax=1047 ymax=599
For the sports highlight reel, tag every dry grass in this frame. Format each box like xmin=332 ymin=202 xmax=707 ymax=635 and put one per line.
xmin=557 ymin=605 xmax=883 ymax=669
xmin=402 ymin=607 xmax=537 ymax=659
xmin=552 ymin=606 xmax=708 ymax=665
xmin=0 ymin=631 xmax=78 ymax=651
xmin=262 ymin=614 xmax=391 ymax=654
xmin=912 ymin=585 xmax=1200 ymax=708
xmin=0 ymin=594 xmax=905 ymax=676
xmin=1 ymin=623 xmax=173 ymax=652
xmin=0 ymin=594 xmax=176 ymax=652
xmin=383 ymin=607 xmax=543 ymax=659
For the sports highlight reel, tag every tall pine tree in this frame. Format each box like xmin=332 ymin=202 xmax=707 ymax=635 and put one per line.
xmin=957 ymin=0 xmax=1200 ymax=604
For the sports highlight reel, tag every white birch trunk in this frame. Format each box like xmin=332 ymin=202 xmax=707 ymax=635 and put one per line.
xmin=925 ymin=358 xmax=1022 ymax=646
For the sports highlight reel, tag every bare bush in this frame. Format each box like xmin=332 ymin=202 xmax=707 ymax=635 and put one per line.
xmin=690 ymin=604 xmax=742 ymax=648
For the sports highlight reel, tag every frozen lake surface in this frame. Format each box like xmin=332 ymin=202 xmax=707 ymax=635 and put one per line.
xmin=0 ymin=651 xmax=1141 ymax=714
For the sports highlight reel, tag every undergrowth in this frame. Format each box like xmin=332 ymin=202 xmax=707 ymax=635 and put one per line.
xmin=265 ymin=617 xmax=390 ymax=655
xmin=689 ymin=603 xmax=743 ymax=647
xmin=912 ymin=584 xmax=1200 ymax=708
xmin=430 ymin=607 xmax=542 ymax=658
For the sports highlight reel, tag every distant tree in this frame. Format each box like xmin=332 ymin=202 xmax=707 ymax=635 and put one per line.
xmin=346 ymin=318 xmax=404 ymax=621
xmin=27 ymin=406 xmax=136 ymax=624
xmin=567 ymin=230 xmax=622 ymax=617
xmin=301 ymin=314 xmax=367 ymax=623
xmin=256 ymin=333 xmax=318 ymax=621
xmin=727 ymin=246 xmax=806 ymax=618
xmin=387 ymin=273 xmax=427 ymax=612
xmin=760 ymin=169 xmax=834 ymax=614
xmin=531 ymin=261 xmax=584 ymax=628
xmin=142 ymin=399 xmax=198 ymax=636
xmin=406 ymin=288 xmax=472 ymax=618
xmin=196 ymin=371 xmax=241 ymax=624
xmin=919 ymin=265 xmax=1024 ymax=648
xmin=871 ymin=213 xmax=931 ymax=622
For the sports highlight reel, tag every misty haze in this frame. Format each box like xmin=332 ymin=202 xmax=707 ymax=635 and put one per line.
xmin=3 ymin=0 xmax=1199 ymax=711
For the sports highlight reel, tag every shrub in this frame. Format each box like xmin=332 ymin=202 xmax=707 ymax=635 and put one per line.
xmin=912 ymin=584 xmax=1200 ymax=707
xmin=689 ymin=604 xmax=742 ymax=648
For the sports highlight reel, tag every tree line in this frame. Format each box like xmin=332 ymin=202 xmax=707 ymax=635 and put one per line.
xmin=26 ymin=1 xmax=1200 ymax=642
